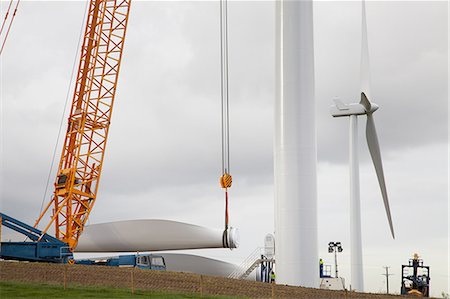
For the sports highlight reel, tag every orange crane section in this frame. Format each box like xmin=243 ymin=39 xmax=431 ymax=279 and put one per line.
xmin=35 ymin=0 xmax=131 ymax=250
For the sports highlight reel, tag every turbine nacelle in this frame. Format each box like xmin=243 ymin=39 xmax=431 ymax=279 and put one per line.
xmin=330 ymin=93 xmax=379 ymax=117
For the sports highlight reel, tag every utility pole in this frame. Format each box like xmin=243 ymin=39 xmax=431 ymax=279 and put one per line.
xmin=381 ymin=266 xmax=393 ymax=294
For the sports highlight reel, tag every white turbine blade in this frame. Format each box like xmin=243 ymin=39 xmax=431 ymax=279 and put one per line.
xmin=366 ymin=114 xmax=395 ymax=238
xmin=159 ymin=253 xmax=238 ymax=278
xmin=76 ymin=219 xmax=239 ymax=252
xmin=360 ymin=0 xmax=371 ymax=99
xmin=360 ymin=92 xmax=372 ymax=112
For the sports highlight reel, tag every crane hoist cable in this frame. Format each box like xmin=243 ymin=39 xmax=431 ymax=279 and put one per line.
xmin=0 ymin=0 xmax=14 ymax=35
xmin=0 ymin=0 xmax=20 ymax=56
xmin=219 ymin=0 xmax=232 ymax=248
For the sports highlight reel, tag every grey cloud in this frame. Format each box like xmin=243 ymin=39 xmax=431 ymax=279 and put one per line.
xmin=315 ymin=1 xmax=448 ymax=164
xmin=1 ymin=1 xmax=447 ymax=296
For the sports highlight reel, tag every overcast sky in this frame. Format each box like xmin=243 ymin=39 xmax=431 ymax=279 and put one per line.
xmin=0 ymin=0 xmax=448 ymax=296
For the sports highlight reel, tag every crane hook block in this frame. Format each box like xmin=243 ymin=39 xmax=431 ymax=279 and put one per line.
xmin=220 ymin=173 xmax=232 ymax=189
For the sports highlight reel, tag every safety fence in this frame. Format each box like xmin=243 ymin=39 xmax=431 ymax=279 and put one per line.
xmin=0 ymin=261 xmax=405 ymax=298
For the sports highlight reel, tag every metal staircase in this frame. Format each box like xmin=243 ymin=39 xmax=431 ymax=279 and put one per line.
xmin=228 ymin=247 xmax=274 ymax=280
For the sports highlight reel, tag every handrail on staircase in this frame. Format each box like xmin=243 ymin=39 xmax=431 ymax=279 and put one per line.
xmin=228 ymin=247 xmax=274 ymax=279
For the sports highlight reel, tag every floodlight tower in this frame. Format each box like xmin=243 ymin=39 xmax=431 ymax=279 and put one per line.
xmin=328 ymin=241 xmax=343 ymax=278
xmin=274 ymin=0 xmax=318 ymax=287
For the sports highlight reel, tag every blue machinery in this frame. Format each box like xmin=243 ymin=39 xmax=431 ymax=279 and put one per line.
xmin=0 ymin=212 xmax=166 ymax=271
xmin=0 ymin=212 xmax=73 ymax=263
xmin=77 ymin=254 xmax=166 ymax=270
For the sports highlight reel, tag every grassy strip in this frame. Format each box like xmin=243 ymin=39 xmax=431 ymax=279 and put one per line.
xmin=0 ymin=281 xmax=240 ymax=299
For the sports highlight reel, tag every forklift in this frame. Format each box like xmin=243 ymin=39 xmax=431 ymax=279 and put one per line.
xmin=401 ymin=253 xmax=430 ymax=297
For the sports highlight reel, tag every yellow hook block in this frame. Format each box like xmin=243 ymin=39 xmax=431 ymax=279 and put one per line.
xmin=220 ymin=173 xmax=232 ymax=189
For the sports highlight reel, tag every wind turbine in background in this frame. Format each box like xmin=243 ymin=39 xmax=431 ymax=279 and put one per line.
xmin=330 ymin=0 xmax=395 ymax=292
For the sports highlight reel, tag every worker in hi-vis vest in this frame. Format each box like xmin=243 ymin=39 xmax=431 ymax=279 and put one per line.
xmin=270 ymin=271 xmax=276 ymax=283
xmin=319 ymin=258 xmax=324 ymax=278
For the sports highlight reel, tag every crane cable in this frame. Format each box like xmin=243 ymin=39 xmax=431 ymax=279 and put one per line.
xmin=0 ymin=0 xmax=13 ymax=35
xmin=0 ymin=0 xmax=20 ymax=56
xmin=219 ymin=0 xmax=232 ymax=248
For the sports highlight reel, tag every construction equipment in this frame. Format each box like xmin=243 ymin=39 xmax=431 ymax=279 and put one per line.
xmin=34 ymin=0 xmax=131 ymax=251
xmin=2 ymin=0 xmax=235 ymax=264
xmin=401 ymin=254 xmax=430 ymax=297
xmin=76 ymin=253 xmax=166 ymax=270
xmin=319 ymin=258 xmax=346 ymax=290
xmin=0 ymin=213 xmax=73 ymax=263
xmin=1 ymin=0 xmax=131 ymax=262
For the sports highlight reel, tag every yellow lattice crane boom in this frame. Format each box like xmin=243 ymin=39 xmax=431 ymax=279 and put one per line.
xmin=34 ymin=0 xmax=131 ymax=251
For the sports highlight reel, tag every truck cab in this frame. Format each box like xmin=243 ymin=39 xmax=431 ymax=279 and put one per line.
xmin=135 ymin=254 xmax=165 ymax=270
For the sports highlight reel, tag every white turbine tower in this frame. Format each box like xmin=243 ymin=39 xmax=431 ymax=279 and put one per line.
xmin=330 ymin=0 xmax=395 ymax=292
xmin=275 ymin=0 xmax=318 ymax=288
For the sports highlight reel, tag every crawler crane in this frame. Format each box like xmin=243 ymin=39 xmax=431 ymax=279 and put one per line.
xmin=1 ymin=0 xmax=131 ymax=262
xmin=1 ymin=0 xmax=234 ymax=263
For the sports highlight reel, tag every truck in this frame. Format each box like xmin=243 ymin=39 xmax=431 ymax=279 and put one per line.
xmin=76 ymin=254 xmax=166 ymax=270
xmin=0 ymin=212 xmax=166 ymax=271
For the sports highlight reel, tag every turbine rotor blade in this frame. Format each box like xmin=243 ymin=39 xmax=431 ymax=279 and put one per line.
xmin=366 ymin=113 xmax=395 ymax=239
xmin=76 ymin=219 xmax=239 ymax=252
xmin=360 ymin=92 xmax=371 ymax=112
xmin=360 ymin=0 xmax=371 ymax=99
